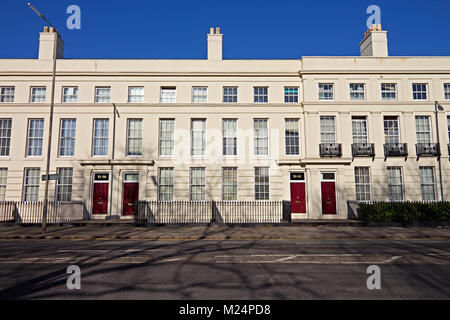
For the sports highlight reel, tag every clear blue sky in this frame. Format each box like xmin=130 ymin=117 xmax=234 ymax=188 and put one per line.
xmin=1 ymin=0 xmax=449 ymax=59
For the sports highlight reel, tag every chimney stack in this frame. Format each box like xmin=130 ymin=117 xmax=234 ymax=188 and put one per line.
xmin=38 ymin=26 xmax=64 ymax=60
xmin=360 ymin=24 xmax=388 ymax=57
xmin=207 ymin=27 xmax=222 ymax=61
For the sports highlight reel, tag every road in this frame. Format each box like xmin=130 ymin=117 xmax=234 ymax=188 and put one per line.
xmin=0 ymin=239 xmax=448 ymax=299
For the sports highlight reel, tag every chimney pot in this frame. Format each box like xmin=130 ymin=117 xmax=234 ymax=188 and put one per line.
xmin=216 ymin=27 xmax=220 ymax=34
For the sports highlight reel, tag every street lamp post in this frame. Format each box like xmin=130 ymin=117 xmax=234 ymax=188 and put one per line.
xmin=435 ymin=101 xmax=444 ymax=201
xmin=28 ymin=3 xmax=61 ymax=233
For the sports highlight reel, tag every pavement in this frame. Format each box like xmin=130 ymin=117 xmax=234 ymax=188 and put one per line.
xmin=0 ymin=224 xmax=448 ymax=241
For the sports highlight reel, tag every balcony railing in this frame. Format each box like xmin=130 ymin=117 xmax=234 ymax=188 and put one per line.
xmin=351 ymin=143 xmax=375 ymax=158
xmin=415 ymin=143 xmax=441 ymax=157
xmin=319 ymin=143 xmax=342 ymax=158
xmin=384 ymin=143 xmax=408 ymax=158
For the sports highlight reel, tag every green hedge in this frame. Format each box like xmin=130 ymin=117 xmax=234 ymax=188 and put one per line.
xmin=359 ymin=202 xmax=450 ymax=223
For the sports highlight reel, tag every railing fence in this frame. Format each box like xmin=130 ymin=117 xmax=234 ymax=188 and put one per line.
xmin=136 ymin=200 xmax=289 ymax=224
xmin=0 ymin=201 xmax=84 ymax=224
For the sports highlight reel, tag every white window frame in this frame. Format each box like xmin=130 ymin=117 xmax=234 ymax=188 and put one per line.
xmin=254 ymin=87 xmax=268 ymax=103
xmin=354 ymin=167 xmax=372 ymax=202
xmin=284 ymin=87 xmax=299 ymax=103
xmin=285 ymin=118 xmax=300 ymax=156
xmin=381 ymin=83 xmax=397 ymax=100
xmin=318 ymin=84 xmax=334 ymax=100
xmin=222 ymin=119 xmax=237 ymax=156
xmin=128 ymin=86 xmax=144 ymax=103
xmin=0 ymin=86 xmax=15 ymax=103
xmin=352 ymin=117 xmax=368 ymax=144
xmin=254 ymin=119 xmax=269 ymax=156
xmin=419 ymin=166 xmax=437 ymax=201
xmin=192 ymin=87 xmax=208 ymax=103
xmin=190 ymin=167 xmax=206 ymax=201
xmin=412 ymin=83 xmax=428 ymax=100
xmin=384 ymin=116 xmax=401 ymax=144
xmin=320 ymin=116 xmax=336 ymax=144
xmin=255 ymin=167 xmax=270 ymax=201
xmin=23 ymin=168 xmax=40 ymax=202
xmin=444 ymin=83 xmax=450 ymax=100
xmin=26 ymin=119 xmax=45 ymax=157
xmin=415 ymin=116 xmax=432 ymax=144
xmin=191 ymin=119 xmax=206 ymax=157
xmin=126 ymin=119 xmax=143 ymax=156
xmin=159 ymin=119 xmax=175 ymax=157
xmin=95 ymin=87 xmax=111 ymax=103
xmin=158 ymin=168 xmax=174 ymax=201
xmin=62 ymin=86 xmax=78 ymax=103
xmin=58 ymin=119 xmax=76 ymax=157
xmin=30 ymin=87 xmax=46 ymax=103
xmin=92 ymin=119 xmax=109 ymax=157
xmin=223 ymin=87 xmax=238 ymax=103
xmin=222 ymin=167 xmax=238 ymax=201
xmin=55 ymin=168 xmax=73 ymax=202
xmin=160 ymin=87 xmax=176 ymax=103
xmin=0 ymin=168 xmax=7 ymax=201
xmin=387 ymin=167 xmax=404 ymax=201
xmin=0 ymin=119 xmax=12 ymax=157
xmin=350 ymin=83 xmax=365 ymax=100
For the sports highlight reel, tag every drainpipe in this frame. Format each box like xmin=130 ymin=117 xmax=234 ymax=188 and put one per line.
xmin=435 ymin=101 xmax=444 ymax=201
xmin=109 ymin=103 xmax=119 ymax=217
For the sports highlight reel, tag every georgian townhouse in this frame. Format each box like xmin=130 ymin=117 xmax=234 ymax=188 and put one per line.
xmin=0 ymin=25 xmax=449 ymax=220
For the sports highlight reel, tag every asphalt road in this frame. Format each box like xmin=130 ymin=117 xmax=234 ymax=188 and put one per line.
xmin=0 ymin=239 xmax=448 ymax=300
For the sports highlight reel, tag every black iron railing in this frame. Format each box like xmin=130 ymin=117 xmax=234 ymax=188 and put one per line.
xmin=319 ymin=143 xmax=342 ymax=158
xmin=352 ymin=143 xmax=375 ymax=157
xmin=416 ymin=143 xmax=441 ymax=157
xmin=0 ymin=201 xmax=84 ymax=224
xmin=135 ymin=200 xmax=288 ymax=224
xmin=384 ymin=143 xmax=408 ymax=157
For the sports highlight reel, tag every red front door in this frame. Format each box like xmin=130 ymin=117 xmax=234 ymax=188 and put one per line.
xmin=321 ymin=182 xmax=337 ymax=215
xmin=93 ymin=183 xmax=109 ymax=215
xmin=123 ymin=182 xmax=139 ymax=216
xmin=290 ymin=183 xmax=306 ymax=213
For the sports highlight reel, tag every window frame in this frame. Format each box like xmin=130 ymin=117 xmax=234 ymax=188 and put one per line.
xmin=190 ymin=119 xmax=206 ymax=157
xmin=285 ymin=118 xmax=300 ymax=156
xmin=222 ymin=119 xmax=237 ymax=157
xmin=58 ymin=118 xmax=77 ymax=157
xmin=383 ymin=116 xmax=401 ymax=144
xmin=190 ymin=167 xmax=206 ymax=201
xmin=381 ymin=83 xmax=397 ymax=100
xmin=318 ymin=83 xmax=334 ymax=101
xmin=0 ymin=168 xmax=7 ymax=201
xmin=254 ymin=167 xmax=270 ymax=201
xmin=419 ymin=166 xmax=437 ymax=201
xmin=55 ymin=167 xmax=73 ymax=202
xmin=223 ymin=86 xmax=238 ymax=103
xmin=254 ymin=119 xmax=269 ymax=156
xmin=0 ymin=86 xmax=15 ymax=103
xmin=62 ymin=86 xmax=78 ymax=103
xmin=92 ymin=118 xmax=109 ymax=157
xmin=254 ymin=87 xmax=268 ymax=103
xmin=354 ymin=167 xmax=372 ymax=202
xmin=320 ymin=116 xmax=336 ymax=144
xmin=23 ymin=168 xmax=40 ymax=202
xmin=158 ymin=167 xmax=174 ymax=201
xmin=0 ymin=119 xmax=12 ymax=157
xmin=387 ymin=167 xmax=404 ymax=202
xmin=415 ymin=116 xmax=432 ymax=144
xmin=128 ymin=86 xmax=144 ymax=103
xmin=192 ymin=87 xmax=208 ymax=103
xmin=222 ymin=167 xmax=238 ymax=201
xmin=159 ymin=119 xmax=175 ymax=157
xmin=160 ymin=87 xmax=177 ymax=103
xmin=284 ymin=87 xmax=299 ymax=103
xmin=352 ymin=116 xmax=369 ymax=144
xmin=350 ymin=83 xmax=365 ymax=101
xmin=26 ymin=118 xmax=45 ymax=157
xmin=126 ymin=118 xmax=143 ymax=157
xmin=30 ymin=86 xmax=46 ymax=103
xmin=95 ymin=87 xmax=111 ymax=103
xmin=412 ymin=83 xmax=428 ymax=101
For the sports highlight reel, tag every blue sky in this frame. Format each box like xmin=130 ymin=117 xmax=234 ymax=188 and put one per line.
xmin=0 ymin=0 xmax=449 ymax=59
